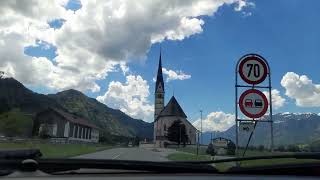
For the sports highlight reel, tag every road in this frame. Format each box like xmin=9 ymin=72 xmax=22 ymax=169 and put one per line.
xmin=75 ymin=147 xmax=176 ymax=161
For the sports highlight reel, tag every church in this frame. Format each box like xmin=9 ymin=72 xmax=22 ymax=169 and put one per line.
xmin=153 ymin=52 xmax=197 ymax=147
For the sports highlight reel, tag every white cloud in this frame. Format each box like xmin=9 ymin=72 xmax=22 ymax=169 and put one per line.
xmin=162 ymin=68 xmax=191 ymax=82
xmin=263 ymin=89 xmax=286 ymax=110
xmin=120 ymin=62 xmax=130 ymax=75
xmin=97 ymin=75 xmax=154 ymax=121
xmin=0 ymin=0 xmax=253 ymax=93
xmin=281 ymin=72 xmax=320 ymax=107
xmin=234 ymin=0 xmax=254 ymax=11
xmin=192 ymin=111 xmax=235 ymax=132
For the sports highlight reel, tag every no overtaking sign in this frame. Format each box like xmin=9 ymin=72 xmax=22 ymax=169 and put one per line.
xmin=239 ymin=89 xmax=268 ymax=119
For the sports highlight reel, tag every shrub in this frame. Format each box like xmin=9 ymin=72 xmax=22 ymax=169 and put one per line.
xmin=287 ymin=144 xmax=300 ymax=152
xmin=258 ymin=145 xmax=264 ymax=151
xmin=206 ymin=143 xmax=215 ymax=156
xmin=227 ymin=142 xmax=236 ymax=155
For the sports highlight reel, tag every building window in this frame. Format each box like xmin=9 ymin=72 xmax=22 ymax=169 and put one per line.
xmin=157 ymin=94 xmax=162 ymax=98
xmin=164 ymin=124 xmax=167 ymax=131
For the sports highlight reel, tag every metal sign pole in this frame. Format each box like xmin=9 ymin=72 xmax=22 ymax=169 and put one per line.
xmin=243 ymin=120 xmax=256 ymax=157
xmin=235 ymin=54 xmax=273 ymax=159
xmin=235 ymin=63 xmax=239 ymax=158
xmin=267 ymin=62 xmax=274 ymax=152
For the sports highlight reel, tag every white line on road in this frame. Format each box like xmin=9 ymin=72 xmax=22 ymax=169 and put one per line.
xmin=112 ymin=152 xmax=124 ymax=159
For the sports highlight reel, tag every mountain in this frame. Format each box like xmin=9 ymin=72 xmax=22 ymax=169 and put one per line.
xmin=48 ymin=90 xmax=153 ymax=138
xmin=202 ymin=113 xmax=320 ymax=146
xmin=0 ymin=77 xmax=153 ymax=139
xmin=0 ymin=77 xmax=62 ymax=113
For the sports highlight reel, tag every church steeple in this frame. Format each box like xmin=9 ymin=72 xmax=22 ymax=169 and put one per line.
xmin=154 ymin=49 xmax=165 ymax=121
xmin=155 ymin=51 xmax=164 ymax=93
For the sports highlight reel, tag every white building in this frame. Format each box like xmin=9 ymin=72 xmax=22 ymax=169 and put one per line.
xmin=35 ymin=108 xmax=99 ymax=143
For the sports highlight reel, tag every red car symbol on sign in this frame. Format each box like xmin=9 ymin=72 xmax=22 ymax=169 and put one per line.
xmin=245 ymin=99 xmax=253 ymax=107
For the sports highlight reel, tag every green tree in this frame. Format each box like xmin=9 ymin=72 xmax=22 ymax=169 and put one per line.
xmin=227 ymin=141 xmax=236 ymax=155
xmin=39 ymin=125 xmax=50 ymax=139
xmin=310 ymin=140 xmax=320 ymax=152
xmin=133 ymin=136 xmax=140 ymax=147
xmin=287 ymin=144 xmax=300 ymax=152
xmin=258 ymin=145 xmax=265 ymax=152
xmin=277 ymin=145 xmax=285 ymax=152
xmin=167 ymin=120 xmax=189 ymax=146
xmin=0 ymin=109 xmax=32 ymax=137
xmin=0 ymin=98 xmax=10 ymax=113
xmin=206 ymin=143 xmax=215 ymax=156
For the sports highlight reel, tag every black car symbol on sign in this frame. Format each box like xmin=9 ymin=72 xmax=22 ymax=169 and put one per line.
xmin=254 ymin=99 xmax=263 ymax=108
xmin=243 ymin=127 xmax=249 ymax=131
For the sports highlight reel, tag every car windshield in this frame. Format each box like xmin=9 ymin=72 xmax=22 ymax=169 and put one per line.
xmin=1 ymin=0 xmax=320 ymax=174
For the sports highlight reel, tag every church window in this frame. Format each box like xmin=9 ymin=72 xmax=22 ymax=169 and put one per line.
xmin=157 ymin=94 xmax=162 ymax=98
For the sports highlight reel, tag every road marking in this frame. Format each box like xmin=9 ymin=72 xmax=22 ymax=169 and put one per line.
xmin=112 ymin=152 xmax=124 ymax=159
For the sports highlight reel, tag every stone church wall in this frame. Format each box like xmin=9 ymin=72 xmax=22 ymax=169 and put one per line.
xmin=155 ymin=116 xmax=197 ymax=147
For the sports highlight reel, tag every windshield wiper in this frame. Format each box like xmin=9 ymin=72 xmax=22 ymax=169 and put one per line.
xmin=0 ymin=149 xmax=42 ymax=160
xmin=175 ymin=152 xmax=320 ymax=164
xmin=0 ymin=158 xmax=218 ymax=174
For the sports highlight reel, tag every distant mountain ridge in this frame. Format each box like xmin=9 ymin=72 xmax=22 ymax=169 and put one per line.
xmin=0 ymin=77 xmax=153 ymax=139
xmin=48 ymin=89 xmax=153 ymax=138
xmin=202 ymin=113 xmax=320 ymax=146
xmin=0 ymin=77 xmax=62 ymax=113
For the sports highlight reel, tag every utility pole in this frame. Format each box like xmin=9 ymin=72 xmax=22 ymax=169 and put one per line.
xmin=196 ymin=130 xmax=199 ymax=155
xmin=200 ymin=110 xmax=203 ymax=145
xmin=179 ymin=124 xmax=182 ymax=147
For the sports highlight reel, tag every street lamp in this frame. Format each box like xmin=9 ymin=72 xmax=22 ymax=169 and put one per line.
xmin=196 ymin=130 xmax=200 ymax=156
xmin=200 ymin=110 xmax=203 ymax=145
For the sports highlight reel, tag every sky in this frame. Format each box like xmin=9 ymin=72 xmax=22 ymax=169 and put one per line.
xmin=1 ymin=0 xmax=320 ymax=132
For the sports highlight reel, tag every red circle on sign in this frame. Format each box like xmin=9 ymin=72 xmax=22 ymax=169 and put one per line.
xmin=239 ymin=55 xmax=268 ymax=85
xmin=239 ymin=89 xmax=268 ymax=119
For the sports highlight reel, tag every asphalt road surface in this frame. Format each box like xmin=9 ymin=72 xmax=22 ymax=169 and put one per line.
xmin=75 ymin=147 xmax=173 ymax=161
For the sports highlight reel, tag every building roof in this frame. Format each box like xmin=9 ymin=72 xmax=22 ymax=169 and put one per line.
xmin=158 ymin=96 xmax=187 ymax=119
xmin=155 ymin=51 xmax=165 ymax=93
xmin=46 ymin=108 xmax=99 ymax=129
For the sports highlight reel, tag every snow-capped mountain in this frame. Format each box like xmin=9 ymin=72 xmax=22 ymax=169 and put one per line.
xmin=202 ymin=113 xmax=320 ymax=146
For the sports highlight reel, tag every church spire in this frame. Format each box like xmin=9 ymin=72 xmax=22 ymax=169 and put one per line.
xmin=155 ymin=49 xmax=164 ymax=93
xmin=154 ymin=47 xmax=165 ymax=123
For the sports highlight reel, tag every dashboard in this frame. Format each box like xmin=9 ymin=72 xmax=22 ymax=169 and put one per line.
xmin=3 ymin=171 xmax=319 ymax=180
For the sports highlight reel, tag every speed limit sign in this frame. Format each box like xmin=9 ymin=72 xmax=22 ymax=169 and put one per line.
xmin=239 ymin=55 xmax=268 ymax=85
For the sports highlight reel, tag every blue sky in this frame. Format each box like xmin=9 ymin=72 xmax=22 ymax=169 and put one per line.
xmin=4 ymin=0 xmax=320 ymax=130
xmin=140 ymin=0 xmax=320 ymax=121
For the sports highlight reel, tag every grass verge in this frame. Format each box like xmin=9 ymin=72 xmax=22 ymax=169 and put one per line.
xmin=167 ymin=150 xmax=320 ymax=172
xmin=0 ymin=142 xmax=112 ymax=158
xmin=167 ymin=152 xmax=212 ymax=161
xmin=170 ymin=145 xmax=208 ymax=155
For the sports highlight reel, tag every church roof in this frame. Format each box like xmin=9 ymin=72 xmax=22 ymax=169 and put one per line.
xmin=158 ymin=96 xmax=187 ymax=119
xmin=155 ymin=52 xmax=164 ymax=93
